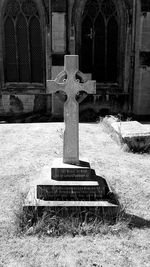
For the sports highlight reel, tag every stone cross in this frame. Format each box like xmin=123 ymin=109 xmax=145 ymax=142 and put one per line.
xmin=47 ymin=55 xmax=96 ymax=165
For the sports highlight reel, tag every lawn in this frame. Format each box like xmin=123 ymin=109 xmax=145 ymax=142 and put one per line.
xmin=0 ymin=122 xmax=150 ymax=267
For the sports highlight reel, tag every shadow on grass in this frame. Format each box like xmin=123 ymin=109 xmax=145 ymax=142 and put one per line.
xmin=14 ymin=198 xmax=150 ymax=237
xmin=15 ymin=206 xmax=150 ymax=238
xmin=14 ymin=176 xmax=150 ymax=236
xmin=123 ymin=213 xmax=150 ymax=229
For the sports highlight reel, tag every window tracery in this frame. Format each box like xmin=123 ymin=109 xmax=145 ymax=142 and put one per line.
xmin=101 ymin=0 xmax=116 ymax=18
xmin=81 ymin=0 xmax=118 ymax=82
xmin=4 ymin=0 xmax=42 ymax=83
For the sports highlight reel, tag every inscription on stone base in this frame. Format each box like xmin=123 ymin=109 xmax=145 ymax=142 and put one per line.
xmin=51 ymin=168 xmax=95 ymax=181
xmin=37 ymin=185 xmax=105 ymax=201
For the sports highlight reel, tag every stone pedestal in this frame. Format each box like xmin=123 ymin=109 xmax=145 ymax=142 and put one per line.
xmin=25 ymin=158 xmax=118 ymax=212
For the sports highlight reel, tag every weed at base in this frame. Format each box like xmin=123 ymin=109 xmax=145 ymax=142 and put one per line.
xmin=14 ymin=200 xmax=131 ymax=237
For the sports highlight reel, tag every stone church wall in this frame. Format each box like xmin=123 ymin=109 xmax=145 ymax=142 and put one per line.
xmin=139 ymin=12 xmax=150 ymax=115
xmin=0 ymin=0 xmax=150 ymax=119
xmin=0 ymin=94 xmax=48 ymax=115
xmin=133 ymin=1 xmax=150 ymax=117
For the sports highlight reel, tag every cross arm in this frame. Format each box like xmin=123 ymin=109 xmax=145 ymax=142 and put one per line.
xmin=46 ymin=80 xmax=66 ymax=94
xmin=81 ymin=80 xmax=96 ymax=95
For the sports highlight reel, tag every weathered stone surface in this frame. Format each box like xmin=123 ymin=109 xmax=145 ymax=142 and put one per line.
xmin=24 ymin=185 xmax=118 ymax=210
xmin=37 ymin=184 xmax=103 ymax=201
xmin=24 ymin=162 xmax=117 ymax=207
xmin=33 ymin=164 xmax=106 ymax=201
xmin=103 ymin=116 xmax=150 ymax=152
xmin=112 ymin=121 xmax=150 ymax=137
xmin=10 ymin=95 xmax=24 ymax=114
xmin=51 ymin=158 xmax=94 ymax=181
xmin=52 ymin=168 xmax=93 ymax=181
xmin=47 ymin=55 xmax=96 ymax=164
xmin=33 ymin=157 xmax=110 ymax=202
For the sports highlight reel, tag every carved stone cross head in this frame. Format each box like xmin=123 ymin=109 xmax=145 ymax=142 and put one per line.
xmin=47 ymin=55 xmax=96 ymax=165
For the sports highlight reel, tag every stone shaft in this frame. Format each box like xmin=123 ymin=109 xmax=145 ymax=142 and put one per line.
xmin=47 ymin=55 xmax=96 ymax=165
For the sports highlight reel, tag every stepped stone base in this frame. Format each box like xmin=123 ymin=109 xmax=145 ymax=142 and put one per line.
xmin=24 ymin=186 xmax=118 ymax=216
xmin=24 ymin=158 xmax=118 ymax=212
xmin=51 ymin=158 xmax=94 ymax=181
xmin=37 ymin=184 xmax=103 ymax=201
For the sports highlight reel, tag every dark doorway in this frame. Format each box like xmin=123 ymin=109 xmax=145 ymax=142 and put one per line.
xmin=81 ymin=0 xmax=118 ymax=83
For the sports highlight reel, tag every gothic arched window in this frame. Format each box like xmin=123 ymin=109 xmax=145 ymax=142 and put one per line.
xmin=81 ymin=0 xmax=118 ymax=83
xmin=4 ymin=0 xmax=43 ymax=83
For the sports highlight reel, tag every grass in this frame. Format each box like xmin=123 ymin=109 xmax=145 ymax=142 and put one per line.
xmin=14 ymin=196 xmax=128 ymax=237
xmin=0 ymin=122 xmax=150 ymax=266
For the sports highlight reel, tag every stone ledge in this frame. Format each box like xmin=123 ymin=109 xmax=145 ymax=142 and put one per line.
xmin=51 ymin=158 xmax=90 ymax=168
xmin=24 ymin=185 xmax=118 ymax=208
xmin=37 ymin=181 xmax=99 ymax=186
xmin=24 ymin=200 xmax=118 ymax=207
xmin=51 ymin=158 xmax=95 ymax=181
xmin=24 ymin=175 xmax=118 ymax=208
xmin=37 ymin=184 xmax=104 ymax=201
